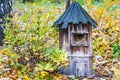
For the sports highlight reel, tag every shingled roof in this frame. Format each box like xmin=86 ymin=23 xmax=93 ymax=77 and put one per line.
xmin=54 ymin=1 xmax=97 ymax=28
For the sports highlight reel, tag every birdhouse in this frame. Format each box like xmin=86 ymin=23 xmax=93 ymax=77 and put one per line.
xmin=54 ymin=1 xmax=97 ymax=78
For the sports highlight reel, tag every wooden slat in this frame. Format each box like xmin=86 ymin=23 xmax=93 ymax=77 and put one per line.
xmin=68 ymin=55 xmax=93 ymax=57
xmin=71 ymin=32 xmax=89 ymax=34
xmin=71 ymin=43 xmax=88 ymax=47
xmin=59 ymin=26 xmax=62 ymax=48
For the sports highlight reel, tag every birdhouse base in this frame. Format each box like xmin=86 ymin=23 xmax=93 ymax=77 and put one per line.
xmin=61 ymin=74 xmax=94 ymax=79
xmin=60 ymin=66 xmax=94 ymax=78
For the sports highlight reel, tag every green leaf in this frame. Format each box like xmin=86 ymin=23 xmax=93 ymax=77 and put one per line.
xmin=21 ymin=65 xmax=28 ymax=72
xmin=44 ymin=63 xmax=53 ymax=71
xmin=0 ymin=58 xmax=5 ymax=62
xmin=34 ymin=77 xmax=40 ymax=80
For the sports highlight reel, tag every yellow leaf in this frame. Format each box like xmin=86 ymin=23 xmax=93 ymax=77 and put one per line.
xmin=86 ymin=0 xmax=92 ymax=4
xmin=24 ymin=75 xmax=30 ymax=80
xmin=112 ymin=26 xmax=120 ymax=31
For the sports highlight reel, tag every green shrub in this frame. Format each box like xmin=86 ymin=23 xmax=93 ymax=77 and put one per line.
xmin=113 ymin=44 xmax=120 ymax=59
xmin=3 ymin=4 xmax=67 ymax=79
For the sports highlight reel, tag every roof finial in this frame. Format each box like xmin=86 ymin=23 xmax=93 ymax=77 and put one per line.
xmin=66 ymin=0 xmax=70 ymax=9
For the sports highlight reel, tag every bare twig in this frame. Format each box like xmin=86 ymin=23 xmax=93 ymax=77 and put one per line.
xmin=0 ymin=68 xmax=11 ymax=75
xmin=94 ymin=60 xmax=110 ymax=66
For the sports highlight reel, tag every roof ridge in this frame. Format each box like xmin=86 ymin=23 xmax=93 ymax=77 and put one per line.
xmin=54 ymin=1 xmax=97 ymax=28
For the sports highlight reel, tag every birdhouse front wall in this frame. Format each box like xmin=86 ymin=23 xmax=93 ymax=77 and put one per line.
xmin=69 ymin=23 xmax=92 ymax=55
xmin=59 ymin=23 xmax=93 ymax=77
xmin=59 ymin=23 xmax=92 ymax=54
xmin=69 ymin=23 xmax=93 ymax=76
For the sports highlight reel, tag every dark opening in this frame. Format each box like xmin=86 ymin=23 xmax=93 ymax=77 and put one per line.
xmin=72 ymin=34 xmax=87 ymax=45
xmin=73 ymin=34 xmax=84 ymax=42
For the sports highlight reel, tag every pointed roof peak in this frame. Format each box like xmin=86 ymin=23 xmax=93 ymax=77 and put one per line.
xmin=54 ymin=1 xmax=97 ymax=28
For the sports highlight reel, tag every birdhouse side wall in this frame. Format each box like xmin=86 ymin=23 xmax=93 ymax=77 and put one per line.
xmin=59 ymin=25 xmax=69 ymax=52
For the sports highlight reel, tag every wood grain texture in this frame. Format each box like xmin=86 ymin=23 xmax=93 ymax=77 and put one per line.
xmin=59 ymin=23 xmax=94 ymax=78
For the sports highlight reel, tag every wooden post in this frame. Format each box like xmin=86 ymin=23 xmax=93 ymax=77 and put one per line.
xmin=66 ymin=0 xmax=70 ymax=9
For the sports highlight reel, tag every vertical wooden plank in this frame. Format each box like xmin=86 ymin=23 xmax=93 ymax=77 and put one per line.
xmin=78 ymin=23 xmax=81 ymax=32
xmin=61 ymin=23 xmax=69 ymax=51
xmin=63 ymin=27 xmax=68 ymax=44
xmin=59 ymin=25 xmax=62 ymax=48
xmin=89 ymin=23 xmax=94 ymax=77
xmin=62 ymin=31 xmax=66 ymax=50
xmin=74 ymin=24 xmax=76 ymax=32
xmin=86 ymin=23 xmax=93 ymax=78
xmin=71 ymin=24 xmax=74 ymax=44
xmin=76 ymin=24 xmax=79 ymax=32
xmin=79 ymin=23 xmax=83 ymax=33
xmin=84 ymin=24 xmax=88 ymax=33
xmin=71 ymin=24 xmax=74 ymax=32
xmin=68 ymin=24 xmax=71 ymax=55
xmin=69 ymin=24 xmax=74 ymax=75
xmin=70 ymin=46 xmax=75 ymax=74
xmin=85 ymin=24 xmax=89 ymax=55
xmin=82 ymin=24 xmax=84 ymax=33
xmin=89 ymin=24 xmax=92 ymax=53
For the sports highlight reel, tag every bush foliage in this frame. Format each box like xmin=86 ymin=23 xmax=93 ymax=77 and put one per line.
xmin=1 ymin=3 xmax=67 ymax=79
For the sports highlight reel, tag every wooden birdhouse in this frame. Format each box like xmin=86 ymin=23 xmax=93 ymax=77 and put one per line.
xmin=54 ymin=1 xmax=97 ymax=78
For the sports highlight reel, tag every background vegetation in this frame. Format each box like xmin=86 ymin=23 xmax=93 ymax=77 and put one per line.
xmin=0 ymin=0 xmax=120 ymax=79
